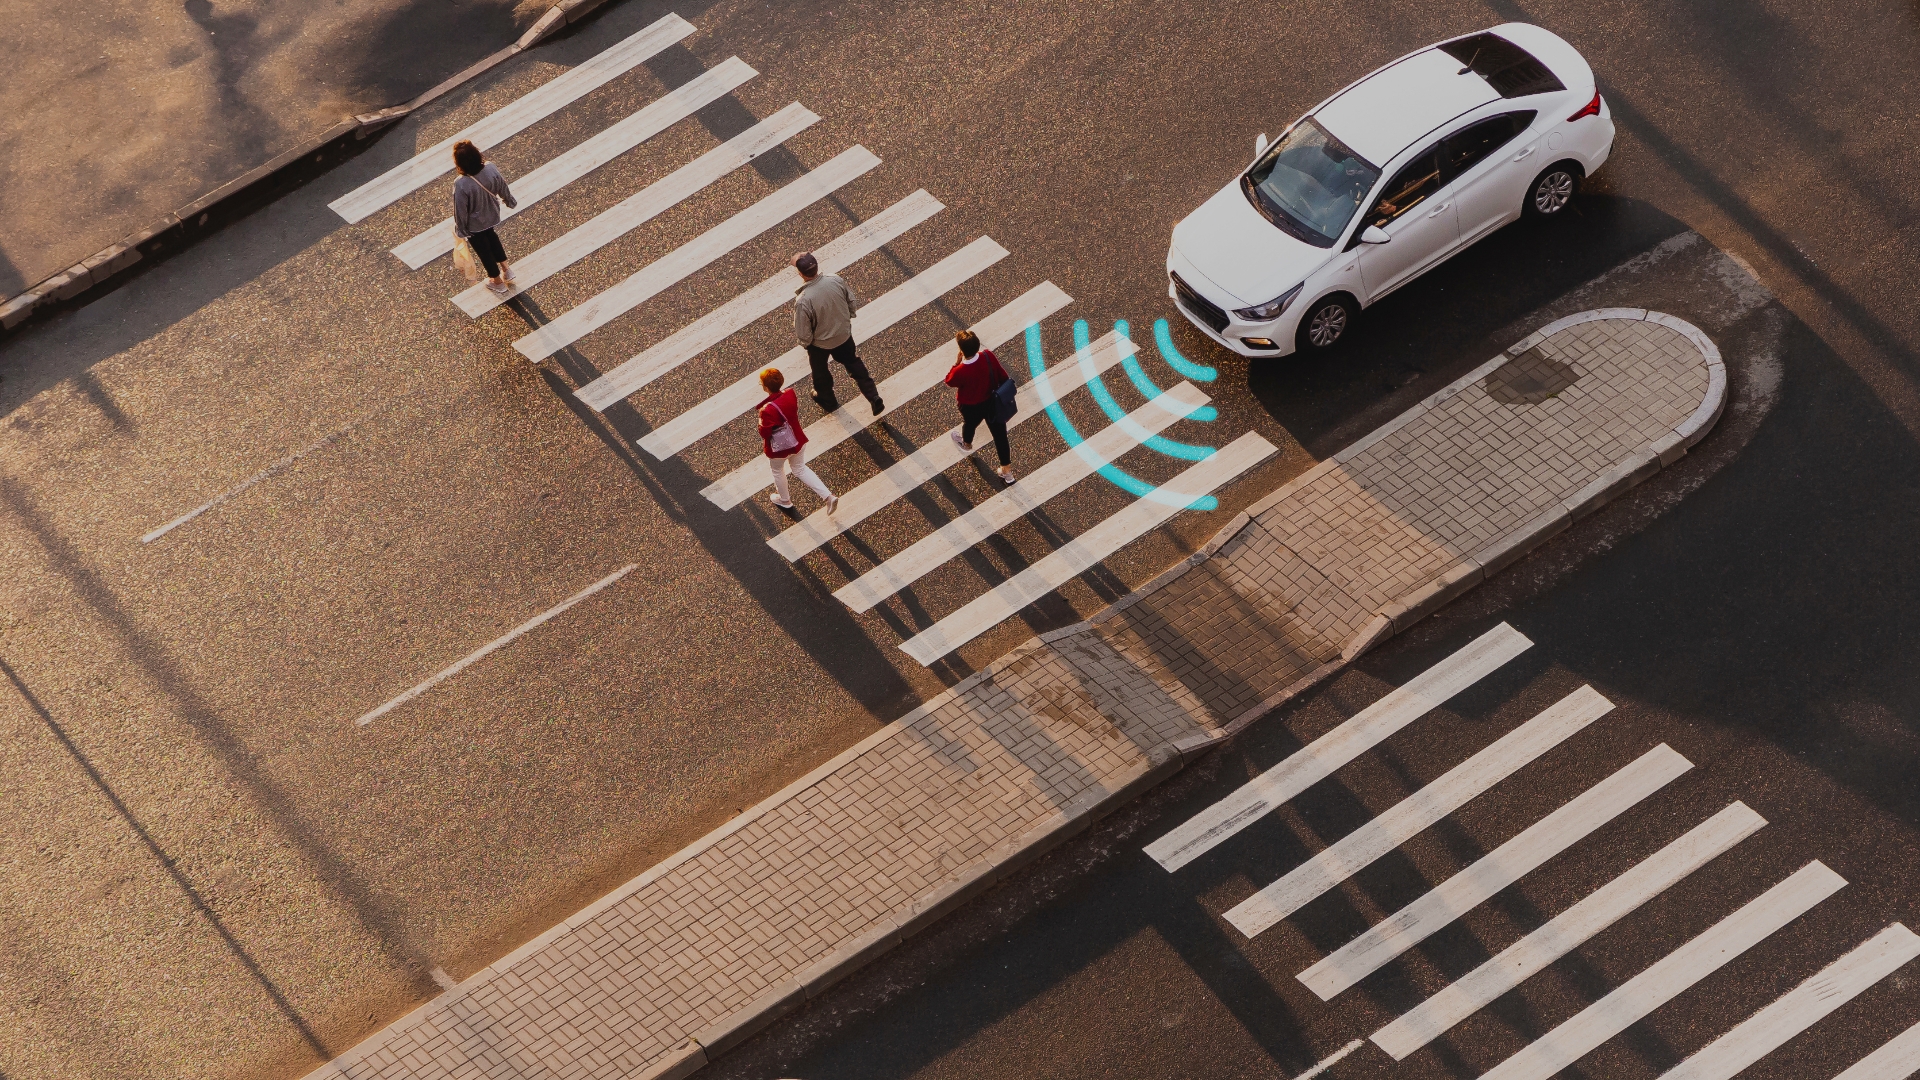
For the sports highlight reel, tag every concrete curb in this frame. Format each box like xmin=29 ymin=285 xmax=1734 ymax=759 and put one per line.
xmin=620 ymin=310 xmax=1729 ymax=1079
xmin=0 ymin=0 xmax=624 ymax=337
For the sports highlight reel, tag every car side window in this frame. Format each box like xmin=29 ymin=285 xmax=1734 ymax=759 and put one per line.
xmin=1366 ymin=148 xmax=1443 ymax=229
xmin=1441 ymin=111 xmax=1538 ymax=180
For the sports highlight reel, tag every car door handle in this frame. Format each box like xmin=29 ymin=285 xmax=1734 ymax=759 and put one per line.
xmin=1514 ymin=146 xmax=1536 ymax=161
xmin=1427 ymin=202 xmax=1452 ymax=216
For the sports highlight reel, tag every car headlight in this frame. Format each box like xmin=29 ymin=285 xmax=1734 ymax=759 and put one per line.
xmin=1233 ymin=283 xmax=1303 ymax=322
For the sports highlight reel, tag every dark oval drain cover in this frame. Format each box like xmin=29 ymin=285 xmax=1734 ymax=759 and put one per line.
xmin=1485 ymin=347 xmax=1581 ymax=405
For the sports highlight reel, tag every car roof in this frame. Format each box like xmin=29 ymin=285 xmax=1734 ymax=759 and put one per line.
xmin=1314 ymin=44 xmax=1501 ymax=167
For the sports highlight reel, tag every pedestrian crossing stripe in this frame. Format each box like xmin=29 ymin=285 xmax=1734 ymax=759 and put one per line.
xmin=393 ymin=58 xmax=760 ymax=269
xmin=329 ymin=14 xmax=696 ymax=223
xmin=456 ymin=102 xmax=821 ymax=316
xmin=1834 ymin=1017 xmax=1920 ymax=1079
xmin=513 ymin=144 xmax=882 ymax=362
xmin=767 ymin=328 xmax=1140 ymax=562
xmin=576 ymin=189 xmax=946 ymax=411
xmin=834 ymin=383 xmax=1210 ymax=612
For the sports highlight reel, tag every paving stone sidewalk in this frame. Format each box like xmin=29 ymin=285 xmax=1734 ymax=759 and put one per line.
xmin=304 ymin=309 xmax=1725 ymax=1080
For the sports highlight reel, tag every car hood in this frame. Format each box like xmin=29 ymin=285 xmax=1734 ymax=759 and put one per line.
xmin=1170 ymin=180 xmax=1332 ymax=307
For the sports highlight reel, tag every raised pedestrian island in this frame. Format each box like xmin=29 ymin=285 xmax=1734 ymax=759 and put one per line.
xmin=304 ymin=309 xmax=1725 ymax=1080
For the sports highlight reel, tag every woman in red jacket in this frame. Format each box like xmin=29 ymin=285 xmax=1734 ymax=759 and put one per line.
xmin=757 ymin=368 xmax=838 ymax=513
xmin=944 ymin=329 xmax=1017 ymax=483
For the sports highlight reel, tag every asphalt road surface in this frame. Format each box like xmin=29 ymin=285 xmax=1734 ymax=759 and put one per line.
xmin=3 ymin=0 xmax=1920 ymax=1079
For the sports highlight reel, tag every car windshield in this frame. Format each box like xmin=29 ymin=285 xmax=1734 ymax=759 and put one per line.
xmin=1242 ymin=119 xmax=1380 ymax=247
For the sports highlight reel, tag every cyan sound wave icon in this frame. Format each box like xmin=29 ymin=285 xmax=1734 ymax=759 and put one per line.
xmin=1024 ymin=318 xmax=1224 ymax=510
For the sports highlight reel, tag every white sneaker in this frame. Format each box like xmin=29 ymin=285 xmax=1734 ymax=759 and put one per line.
xmin=997 ymin=465 xmax=1018 ymax=484
xmin=825 ymin=494 xmax=840 ymax=515
xmin=500 ymin=263 xmax=515 ymax=282
xmin=950 ymin=430 xmax=971 ymax=451
xmin=486 ymin=280 xmax=513 ymax=295
xmin=770 ymin=494 xmax=795 ymax=510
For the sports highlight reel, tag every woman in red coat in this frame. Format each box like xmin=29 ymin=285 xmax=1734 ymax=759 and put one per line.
xmin=757 ymin=368 xmax=838 ymax=513
xmin=944 ymin=329 xmax=1017 ymax=483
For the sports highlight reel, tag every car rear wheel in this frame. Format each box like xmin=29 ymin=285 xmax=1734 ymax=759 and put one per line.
xmin=1524 ymin=163 xmax=1581 ymax=218
xmin=1295 ymin=294 xmax=1357 ymax=354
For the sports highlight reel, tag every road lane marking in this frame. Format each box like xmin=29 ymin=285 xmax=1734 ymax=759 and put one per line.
xmin=512 ymin=145 xmax=880 ymax=361
xmin=832 ymin=384 xmax=1208 ymax=610
xmin=140 ymin=417 xmax=368 ymax=543
xmin=898 ymin=431 xmax=1278 ymax=665
xmin=1225 ymin=685 xmax=1615 ymax=938
xmin=576 ymin=189 xmax=944 ymax=410
xmin=354 ymin=564 xmax=637 ymax=727
xmin=456 ymin=103 xmax=818 ymax=316
xmin=774 ymin=329 xmax=1140 ymax=562
xmin=393 ymin=59 xmax=759 ymax=269
xmin=328 ymin=14 xmax=695 ymax=223
xmin=1658 ymin=923 xmax=1920 ymax=1080
xmin=1473 ymin=861 xmax=1846 ymax=1080
xmin=1299 ymin=743 xmax=1693 ymax=1000
xmin=1144 ymin=623 xmax=1534 ymax=872
xmin=1834 ymin=1017 xmax=1920 ymax=1080
xmin=642 ymin=261 xmax=1050 ymax=462
xmin=1292 ymin=1040 xmax=1365 ymax=1079
xmin=1372 ymin=801 xmax=1768 ymax=1060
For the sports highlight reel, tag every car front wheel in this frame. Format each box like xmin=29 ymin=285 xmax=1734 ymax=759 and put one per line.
xmin=1295 ymin=294 xmax=1357 ymax=354
xmin=1524 ymin=163 xmax=1580 ymax=218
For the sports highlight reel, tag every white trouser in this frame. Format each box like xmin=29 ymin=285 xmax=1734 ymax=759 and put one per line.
xmin=768 ymin=446 xmax=831 ymax=503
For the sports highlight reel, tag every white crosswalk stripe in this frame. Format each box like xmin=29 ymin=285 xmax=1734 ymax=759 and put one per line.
xmin=1476 ymin=861 xmax=1846 ymax=1080
xmin=899 ymin=431 xmax=1279 ymax=665
xmin=1225 ymin=685 xmax=1615 ymax=938
xmin=1146 ymin=623 xmax=1533 ymax=872
xmin=768 ymin=329 xmax=1138 ymax=560
xmin=329 ymin=14 xmax=695 ymax=223
xmin=514 ymin=144 xmax=881 ymax=361
xmin=702 ymin=274 xmax=1079 ymax=508
xmin=641 ymin=242 xmax=1036 ymax=461
xmin=575 ymin=190 xmax=945 ymax=410
xmin=833 ymin=383 xmax=1209 ymax=611
xmin=457 ymin=102 xmax=820 ymax=316
xmin=1835 ymin=1018 xmax=1920 ymax=1080
xmin=1298 ymin=742 xmax=1694 ymax=1000
xmin=394 ymin=59 xmax=759 ymax=269
xmin=1371 ymin=801 xmax=1768 ymax=1059
xmin=1658 ymin=924 xmax=1920 ymax=1080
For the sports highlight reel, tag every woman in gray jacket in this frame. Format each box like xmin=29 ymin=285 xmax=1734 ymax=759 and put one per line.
xmin=451 ymin=140 xmax=518 ymax=295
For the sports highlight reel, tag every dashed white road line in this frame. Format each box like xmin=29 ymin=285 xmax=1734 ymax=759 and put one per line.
xmin=833 ymin=384 xmax=1208 ymax=611
xmin=457 ymin=102 xmax=819 ymax=316
xmin=1658 ymin=923 xmax=1920 ymax=1080
xmin=770 ymin=328 xmax=1139 ymax=561
xmin=575 ymin=189 xmax=944 ymax=411
xmin=1475 ymin=861 xmax=1846 ymax=1080
xmin=394 ymin=58 xmax=759 ymax=269
xmin=1145 ymin=622 xmax=1534 ymax=872
xmin=1834 ymin=1017 xmax=1920 ymax=1080
xmin=1292 ymin=1040 xmax=1365 ymax=1079
xmin=140 ymin=417 xmax=368 ymax=543
xmin=328 ymin=14 xmax=695 ymax=223
xmin=898 ymin=431 xmax=1278 ymax=666
xmin=1372 ymin=801 xmax=1769 ymax=1060
xmin=513 ymin=145 xmax=881 ymax=361
xmin=1225 ymin=685 xmax=1616 ymax=938
xmin=1299 ymin=742 xmax=1694 ymax=1000
xmin=642 ymin=261 xmax=1050 ymax=462
xmin=354 ymin=564 xmax=637 ymax=727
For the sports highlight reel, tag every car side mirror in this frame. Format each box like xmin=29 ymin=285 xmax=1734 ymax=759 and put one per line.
xmin=1254 ymin=133 xmax=1269 ymax=158
xmin=1360 ymin=225 xmax=1391 ymax=245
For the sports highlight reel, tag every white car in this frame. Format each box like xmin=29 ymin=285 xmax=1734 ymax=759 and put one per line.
xmin=1167 ymin=23 xmax=1615 ymax=358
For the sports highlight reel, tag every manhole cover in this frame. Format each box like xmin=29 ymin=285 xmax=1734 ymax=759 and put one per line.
xmin=1485 ymin=347 xmax=1581 ymax=405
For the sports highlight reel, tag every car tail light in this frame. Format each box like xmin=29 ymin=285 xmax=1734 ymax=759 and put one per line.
xmin=1568 ymin=90 xmax=1602 ymax=121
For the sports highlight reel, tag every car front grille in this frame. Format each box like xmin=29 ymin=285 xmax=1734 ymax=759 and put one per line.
xmin=1171 ymin=272 xmax=1231 ymax=334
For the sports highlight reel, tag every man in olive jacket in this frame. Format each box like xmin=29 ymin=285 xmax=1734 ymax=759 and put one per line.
xmin=792 ymin=251 xmax=884 ymax=414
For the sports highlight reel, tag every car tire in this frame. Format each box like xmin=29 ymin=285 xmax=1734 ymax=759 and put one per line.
xmin=1295 ymin=294 xmax=1357 ymax=354
xmin=1524 ymin=162 xmax=1581 ymax=218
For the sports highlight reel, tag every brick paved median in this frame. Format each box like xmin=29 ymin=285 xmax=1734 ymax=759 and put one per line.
xmin=303 ymin=309 xmax=1724 ymax=1080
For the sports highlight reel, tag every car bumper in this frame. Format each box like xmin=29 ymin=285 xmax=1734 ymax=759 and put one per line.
xmin=1165 ymin=250 xmax=1295 ymax=358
